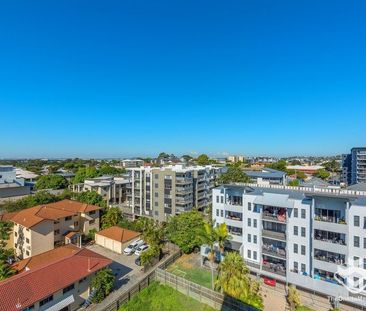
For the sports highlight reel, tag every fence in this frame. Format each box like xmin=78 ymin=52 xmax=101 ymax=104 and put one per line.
xmin=155 ymin=268 xmax=259 ymax=311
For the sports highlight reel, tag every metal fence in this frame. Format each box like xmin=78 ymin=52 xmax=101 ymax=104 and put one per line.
xmin=155 ymin=268 xmax=259 ymax=311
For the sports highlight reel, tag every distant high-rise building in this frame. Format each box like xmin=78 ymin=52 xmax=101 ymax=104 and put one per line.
xmin=227 ymin=155 xmax=245 ymax=163
xmin=342 ymin=147 xmax=366 ymax=185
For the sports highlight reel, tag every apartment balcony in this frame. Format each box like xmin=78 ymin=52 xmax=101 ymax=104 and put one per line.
xmin=175 ymin=177 xmax=193 ymax=185
xmin=314 ymin=249 xmax=346 ymax=273
xmin=262 ymin=229 xmax=286 ymax=241
xmin=262 ymin=260 xmax=286 ymax=277
xmin=197 ymin=192 xmax=206 ymax=199
xmin=176 ymin=188 xmax=192 ymax=195
xmin=262 ymin=244 xmax=286 ymax=259
xmin=225 ymin=213 xmax=242 ymax=222
xmin=262 ymin=212 xmax=286 ymax=223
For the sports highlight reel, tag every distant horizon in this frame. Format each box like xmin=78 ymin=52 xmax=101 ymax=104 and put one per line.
xmin=1 ymin=1 xmax=366 ymax=158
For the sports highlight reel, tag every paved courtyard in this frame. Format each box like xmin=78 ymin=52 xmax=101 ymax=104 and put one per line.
xmin=87 ymin=244 xmax=144 ymax=289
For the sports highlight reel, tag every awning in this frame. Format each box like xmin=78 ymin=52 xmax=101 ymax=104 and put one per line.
xmin=44 ymin=295 xmax=75 ymax=311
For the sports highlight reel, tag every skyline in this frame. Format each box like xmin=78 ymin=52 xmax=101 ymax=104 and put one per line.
xmin=1 ymin=0 xmax=366 ymax=158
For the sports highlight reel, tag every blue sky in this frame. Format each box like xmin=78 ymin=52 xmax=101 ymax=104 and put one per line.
xmin=1 ymin=0 xmax=366 ymax=158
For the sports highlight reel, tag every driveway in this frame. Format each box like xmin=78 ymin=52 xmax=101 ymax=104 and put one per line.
xmin=87 ymin=244 xmax=144 ymax=289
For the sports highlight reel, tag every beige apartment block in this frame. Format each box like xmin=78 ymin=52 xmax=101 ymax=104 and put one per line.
xmin=10 ymin=199 xmax=102 ymax=259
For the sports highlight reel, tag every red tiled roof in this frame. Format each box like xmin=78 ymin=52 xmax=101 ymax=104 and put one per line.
xmin=0 ymin=247 xmax=112 ymax=311
xmin=96 ymin=226 xmax=140 ymax=243
xmin=10 ymin=199 xmax=102 ymax=228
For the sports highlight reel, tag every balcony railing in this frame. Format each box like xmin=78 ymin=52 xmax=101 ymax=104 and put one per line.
xmin=314 ymin=236 xmax=346 ymax=246
xmin=262 ymin=230 xmax=286 ymax=241
xmin=262 ymin=244 xmax=286 ymax=259
xmin=262 ymin=212 xmax=286 ymax=223
xmin=314 ymin=215 xmax=346 ymax=225
xmin=262 ymin=263 xmax=286 ymax=276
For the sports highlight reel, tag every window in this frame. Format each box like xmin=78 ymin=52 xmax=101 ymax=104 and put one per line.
xmin=248 ymin=203 xmax=252 ymax=211
xmin=220 ymin=196 xmax=224 ymax=204
xmin=363 ymin=258 xmax=366 ymax=270
xmin=216 ymin=209 xmax=219 ymax=217
xmin=247 ymin=218 xmax=251 ymax=227
xmin=248 ymin=234 xmax=251 ymax=243
xmin=155 ymin=174 xmax=159 ymax=179
xmin=253 ymin=251 xmax=257 ymax=260
xmin=154 ymin=192 xmax=158 ymax=198
xmin=253 ymin=235 xmax=257 ymax=244
xmin=89 ymin=210 xmax=96 ymax=215
xmin=22 ymin=305 xmax=35 ymax=311
xmin=74 ymin=221 xmax=79 ymax=227
xmin=301 ymin=227 xmax=306 ymax=237
xmin=364 ymin=217 xmax=366 ymax=229
xmin=364 ymin=238 xmax=366 ymax=249
xmin=26 ymin=251 xmax=29 ymax=256
xmin=40 ymin=295 xmax=53 ymax=307
xmin=26 ymin=238 xmax=29 ymax=244
xmin=293 ymin=261 xmax=298 ymax=272
xmin=14 ymin=232 xmax=17 ymax=237
xmin=294 ymin=243 xmax=298 ymax=254
xmin=354 ymin=277 xmax=360 ymax=289
xmin=154 ymin=202 xmax=158 ymax=207
xmin=65 ymin=216 xmax=72 ymax=221
xmin=354 ymin=256 xmax=360 ymax=267
xmin=54 ymin=229 xmax=60 ymax=235
xmin=301 ymin=209 xmax=306 ymax=219
xmin=216 ymin=196 xmax=219 ymax=203
xmin=293 ymin=226 xmax=298 ymax=236
xmin=247 ymin=249 xmax=251 ymax=258
xmin=79 ymin=277 xmax=87 ymax=284
xmin=294 ymin=208 xmax=298 ymax=218
xmin=354 ymin=215 xmax=360 ymax=227
xmin=301 ymin=245 xmax=306 ymax=256
xmin=354 ymin=236 xmax=360 ymax=248
xmin=63 ymin=283 xmax=75 ymax=294
xmin=154 ymin=183 xmax=159 ymax=188
xmin=89 ymin=219 xmax=95 ymax=225
xmin=253 ymin=219 xmax=257 ymax=228
xmin=301 ymin=263 xmax=306 ymax=273
xmin=220 ymin=210 xmax=223 ymax=217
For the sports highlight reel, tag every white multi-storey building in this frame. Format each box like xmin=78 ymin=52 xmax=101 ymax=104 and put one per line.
xmin=213 ymin=184 xmax=366 ymax=309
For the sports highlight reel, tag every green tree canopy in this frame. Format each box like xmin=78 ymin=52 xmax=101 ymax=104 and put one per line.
xmin=323 ymin=160 xmax=340 ymax=172
xmin=267 ymin=160 xmax=287 ymax=171
xmin=98 ymin=164 xmax=125 ymax=176
xmin=219 ymin=167 xmax=250 ymax=184
xmin=35 ymin=174 xmax=69 ymax=190
xmin=101 ymin=207 xmax=123 ymax=229
xmin=288 ymin=179 xmax=300 ymax=186
xmin=91 ymin=268 xmax=115 ymax=303
xmin=315 ymin=169 xmax=330 ymax=180
xmin=215 ymin=252 xmax=263 ymax=310
xmin=74 ymin=191 xmax=107 ymax=207
xmin=196 ymin=154 xmax=211 ymax=165
xmin=166 ymin=211 xmax=205 ymax=253
xmin=73 ymin=167 xmax=99 ymax=184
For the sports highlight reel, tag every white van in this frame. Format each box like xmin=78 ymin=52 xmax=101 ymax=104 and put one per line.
xmin=123 ymin=239 xmax=144 ymax=255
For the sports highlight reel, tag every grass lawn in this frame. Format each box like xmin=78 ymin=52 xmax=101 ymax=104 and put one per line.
xmin=119 ymin=282 xmax=215 ymax=311
xmin=167 ymin=261 xmax=214 ymax=289
xmin=296 ymin=306 xmax=315 ymax=311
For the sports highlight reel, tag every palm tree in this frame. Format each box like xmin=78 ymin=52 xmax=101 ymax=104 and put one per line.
xmin=0 ymin=261 xmax=15 ymax=281
xmin=203 ymin=222 xmax=218 ymax=290
xmin=215 ymin=223 xmax=231 ymax=256
xmin=215 ymin=252 xmax=263 ymax=310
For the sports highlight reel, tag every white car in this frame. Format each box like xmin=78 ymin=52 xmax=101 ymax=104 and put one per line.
xmin=134 ymin=244 xmax=149 ymax=256
xmin=123 ymin=239 xmax=144 ymax=255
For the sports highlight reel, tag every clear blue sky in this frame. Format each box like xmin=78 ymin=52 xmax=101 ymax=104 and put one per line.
xmin=1 ymin=0 xmax=365 ymax=158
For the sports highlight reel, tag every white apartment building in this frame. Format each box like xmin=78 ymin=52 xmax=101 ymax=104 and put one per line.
xmin=125 ymin=165 xmax=223 ymax=222
xmin=213 ymin=184 xmax=366 ymax=309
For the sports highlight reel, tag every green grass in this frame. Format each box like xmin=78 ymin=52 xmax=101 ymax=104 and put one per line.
xmin=119 ymin=282 xmax=215 ymax=311
xmin=167 ymin=262 xmax=214 ymax=289
xmin=296 ymin=306 xmax=315 ymax=311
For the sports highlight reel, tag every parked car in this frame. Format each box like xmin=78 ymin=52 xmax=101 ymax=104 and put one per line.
xmin=135 ymin=256 xmax=142 ymax=266
xmin=123 ymin=239 xmax=144 ymax=255
xmin=134 ymin=244 xmax=149 ymax=256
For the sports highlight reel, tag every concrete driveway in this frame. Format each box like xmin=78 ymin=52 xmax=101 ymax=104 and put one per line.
xmin=87 ymin=244 xmax=144 ymax=289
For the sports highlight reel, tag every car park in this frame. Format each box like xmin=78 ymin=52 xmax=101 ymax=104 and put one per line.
xmin=134 ymin=244 xmax=149 ymax=256
xmin=123 ymin=239 xmax=144 ymax=255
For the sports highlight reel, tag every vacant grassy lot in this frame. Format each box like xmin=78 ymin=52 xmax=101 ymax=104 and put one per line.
xmin=166 ymin=254 xmax=215 ymax=289
xmin=296 ymin=306 xmax=315 ymax=311
xmin=119 ymin=282 xmax=215 ymax=311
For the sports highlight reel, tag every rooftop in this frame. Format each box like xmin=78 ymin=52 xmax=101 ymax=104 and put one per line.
xmin=10 ymin=199 xmax=102 ymax=228
xmin=96 ymin=226 xmax=140 ymax=243
xmin=0 ymin=247 xmax=111 ymax=311
xmin=244 ymin=168 xmax=286 ymax=179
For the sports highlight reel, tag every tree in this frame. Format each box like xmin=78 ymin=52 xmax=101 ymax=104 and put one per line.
xmin=75 ymin=191 xmax=107 ymax=208
xmin=219 ymin=167 xmax=250 ymax=184
xmin=35 ymin=174 xmax=69 ymax=190
xmin=295 ymin=171 xmax=306 ymax=180
xmin=323 ymin=160 xmax=340 ymax=173
xmin=166 ymin=211 xmax=205 ymax=253
xmin=203 ymin=222 xmax=218 ymax=290
xmin=288 ymin=179 xmax=300 ymax=186
xmin=91 ymin=268 xmax=115 ymax=303
xmin=98 ymin=164 xmax=124 ymax=176
xmin=215 ymin=223 xmax=231 ymax=254
xmin=73 ymin=167 xmax=99 ymax=184
xmin=0 ymin=261 xmax=15 ymax=281
xmin=315 ymin=169 xmax=330 ymax=180
xmin=215 ymin=252 xmax=263 ymax=310
xmin=182 ymin=155 xmax=193 ymax=162
xmin=196 ymin=154 xmax=210 ymax=165
xmin=287 ymin=285 xmax=301 ymax=311
xmin=267 ymin=160 xmax=287 ymax=172
xmin=101 ymin=207 xmax=123 ymax=229
xmin=140 ymin=245 xmax=160 ymax=266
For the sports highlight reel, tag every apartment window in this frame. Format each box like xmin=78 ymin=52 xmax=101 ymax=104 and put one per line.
xmin=23 ymin=305 xmax=35 ymax=311
xmin=364 ymin=238 xmax=366 ymax=249
xmin=26 ymin=251 xmax=29 ymax=256
xmin=293 ymin=226 xmax=298 ymax=236
xmin=220 ymin=210 xmax=223 ymax=217
xmin=54 ymin=220 xmax=59 ymax=224
xmin=154 ymin=192 xmax=158 ymax=198
xmin=247 ymin=218 xmax=251 ymax=227
xmin=253 ymin=235 xmax=257 ymax=244
xmin=220 ymin=196 xmax=224 ymax=204
xmin=301 ymin=245 xmax=306 ymax=256
xmin=301 ymin=209 xmax=306 ymax=219
xmin=26 ymin=238 xmax=29 ymax=244
xmin=294 ymin=208 xmax=298 ymax=218
xmin=248 ymin=203 xmax=252 ymax=211
xmin=216 ymin=196 xmax=219 ymax=203
xmin=354 ymin=277 xmax=360 ymax=289
xmin=363 ymin=258 xmax=366 ymax=270
xmin=74 ymin=221 xmax=79 ymax=227
xmin=301 ymin=263 xmax=306 ymax=273
xmin=301 ymin=227 xmax=306 ymax=237
xmin=90 ymin=219 xmax=95 ymax=225
xmin=253 ymin=219 xmax=257 ymax=228
xmin=14 ymin=232 xmax=17 ymax=237
xmin=253 ymin=251 xmax=257 ymax=260
xmin=154 ymin=183 xmax=159 ymax=188
xmin=354 ymin=215 xmax=360 ymax=227
xmin=354 ymin=236 xmax=360 ymax=248
xmin=154 ymin=174 xmax=158 ymax=179
xmin=63 ymin=283 xmax=75 ymax=294
xmin=89 ymin=210 xmax=96 ymax=215
xmin=65 ymin=216 xmax=72 ymax=221
xmin=354 ymin=256 xmax=360 ymax=267
xmin=294 ymin=243 xmax=298 ymax=254
xmin=248 ymin=234 xmax=251 ymax=243
xmin=247 ymin=249 xmax=251 ymax=258
xmin=40 ymin=295 xmax=53 ymax=307
xmin=54 ymin=229 xmax=60 ymax=235
xmin=293 ymin=261 xmax=298 ymax=272
xmin=364 ymin=217 xmax=366 ymax=229
xmin=216 ymin=209 xmax=219 ymax=217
